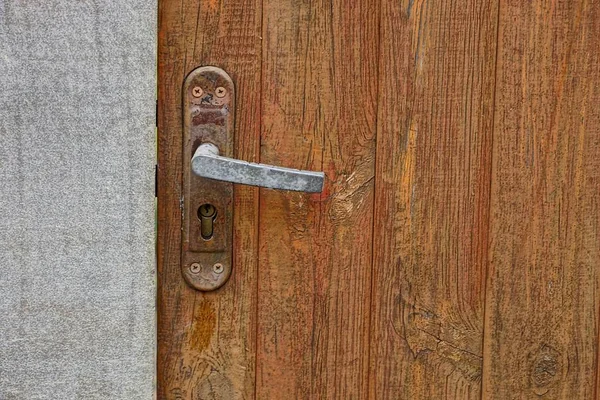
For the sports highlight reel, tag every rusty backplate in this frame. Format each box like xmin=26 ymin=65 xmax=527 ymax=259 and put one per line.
xmin=182 ymin=66 xmax=234 ymax=291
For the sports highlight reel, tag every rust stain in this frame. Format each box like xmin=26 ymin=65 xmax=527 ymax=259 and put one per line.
xmin=310 ymin=160 xmax=336 ymax=202
xmin=192 ymin=110 xmax=227 ymax=126
xmin=190 ymin=299 xmax=216 ymax=352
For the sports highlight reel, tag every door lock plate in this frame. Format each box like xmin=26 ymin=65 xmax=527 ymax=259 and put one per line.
xmin=181 ymin=66 xmax=234 ymax=291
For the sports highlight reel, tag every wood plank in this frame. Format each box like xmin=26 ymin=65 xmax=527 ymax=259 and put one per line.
xmin=157 ymin=0 xmax=261 ymax=397
xmin=256 ymin=0 xmax=379 ymax=398
xmin=482 ymin=0 xmax=600 ymax=397
xmin=370 ymin=0 xmax=499 ymax=398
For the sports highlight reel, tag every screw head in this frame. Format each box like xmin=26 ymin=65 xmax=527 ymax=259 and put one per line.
xmin=190 ymin=263 xmax=201 ymax=274
xmin=214 ymin=87 xmax=227 ymax=98
xmin=213 ymin=263 xmax=224 ymax=274
xmin=192 ymin=86 xmax=203 ymax=98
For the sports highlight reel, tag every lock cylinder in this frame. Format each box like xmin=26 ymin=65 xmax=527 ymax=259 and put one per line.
xmin=198 ymin=204 xmax=217 ymax=240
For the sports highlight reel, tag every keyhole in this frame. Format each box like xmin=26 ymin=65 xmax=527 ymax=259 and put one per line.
xmin=197 ymin=204 xmax=217 ymax=240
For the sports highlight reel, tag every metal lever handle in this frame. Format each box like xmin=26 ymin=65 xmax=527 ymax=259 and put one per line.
xmin=192 ymin=143 xmax=325 ymax=193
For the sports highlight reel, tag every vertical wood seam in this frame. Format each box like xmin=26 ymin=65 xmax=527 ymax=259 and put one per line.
xmin=596 ymin=288 xmax=600 ymax=398
xmin=366 ymin=0 xmax=384 ymax=398
xmin=253 ymin=0 xmax=265 ymax=398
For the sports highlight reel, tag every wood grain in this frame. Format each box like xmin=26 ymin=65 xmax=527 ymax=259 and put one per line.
xmin=158 ymin=0 xmax=600 ymax=398
xmin=256 ymin=0 xmax=379 ymax=398
xmin=482 ymin=0 xmax=600 ymax=397
xmin=157 ymin=0 xmax=261 ymax=398
xmin=369 ymin=0 xmax=498 ymax=398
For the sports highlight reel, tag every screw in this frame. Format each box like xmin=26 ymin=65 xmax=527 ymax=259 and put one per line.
xmin=190 ymin=263 xmax=201 ymax=274
xmin=213 ymin=263 xmax=224 ymax=274
xmin=192 ymin=86 xmax=203 ymax=98
xmin=215 ymin=87 xmax=227 ymax=98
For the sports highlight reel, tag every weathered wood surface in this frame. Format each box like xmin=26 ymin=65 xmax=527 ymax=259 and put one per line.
xmin=482 ymin=0 xmax=600 ymax=398
xmin=370 ymin=0 xmax=498 ymax=398
xmin=158 ymin=0 xmax=600 ymax=398
xmin=157 ymin=0 xmax=261 ymax=398
xmin=256 ymin=0 xmax=378 ymax=398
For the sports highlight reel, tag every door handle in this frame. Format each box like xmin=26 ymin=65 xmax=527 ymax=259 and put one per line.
xmin=181 ymin=66 xmax=324 ymax=292
xmin=191 ymin=143 xmax=324 ymax=193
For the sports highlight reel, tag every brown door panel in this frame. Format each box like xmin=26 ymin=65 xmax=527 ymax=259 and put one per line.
xmin=158 ymin=0 xmax=600 ymax=398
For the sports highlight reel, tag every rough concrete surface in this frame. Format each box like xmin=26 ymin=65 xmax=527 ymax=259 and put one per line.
xmin=0 ymin=1 xmax=156 ymax=398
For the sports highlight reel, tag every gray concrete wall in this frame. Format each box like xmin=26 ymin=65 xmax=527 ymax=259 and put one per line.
xmin=0 ymin=1 xmax=156 ymax=398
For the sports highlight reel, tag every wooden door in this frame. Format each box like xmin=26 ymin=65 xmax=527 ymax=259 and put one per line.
xmin=157 ymin=0 xmax=600 ymax=398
